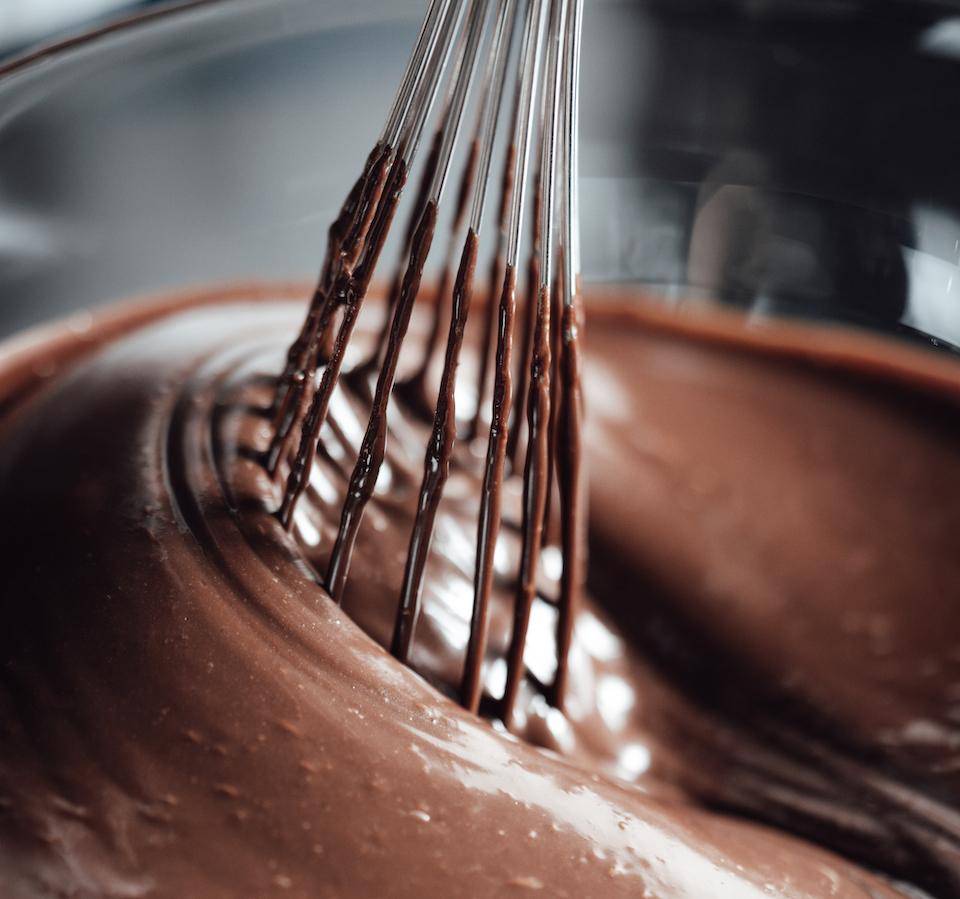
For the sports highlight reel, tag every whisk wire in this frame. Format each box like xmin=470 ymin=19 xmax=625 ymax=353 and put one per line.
xmin=500 ymin=0 xmax=568 ymax=724
xmin=462 ymin=0 xmax=549 ymax=714
xmin=393 ymin=0 xmax=521 ymax=662
xmin=324 ymin=0 xmax=490 ymax=603
xmin=550 ymin=0 xmax=584 ymax=708
xmin=276 ymin=0 xmax=466 ymax=528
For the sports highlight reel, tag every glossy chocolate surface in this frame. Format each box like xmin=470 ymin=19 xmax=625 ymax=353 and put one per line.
xmin=0 ymin=285 xmax=953 ymax=896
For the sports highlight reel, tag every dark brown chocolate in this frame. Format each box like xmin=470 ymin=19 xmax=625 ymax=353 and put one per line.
xmin=502 ymin=281 xmax=551 ymax=726
xmin=326 ymin=200 xmax=440 ymax=602
xmin=506 ymin=170 xmax=541 ymax=469
xmin=400 ymin=137 xmax=479 ymax=410
xmin=552 ymin=297 xmax=585 ymax=708
xmin=278 ymin=157 xmax=409 ymax=527
xmin=462 ymin=263 xmax=518 ymax=712
xmin=394 ymin=228 xmax=480 ymax=662
xmin=0 ymin=285 xmax=954 ymax=897
xmin=268 ymin=142 xmax=392 ymax=472
xmin=469 ymin=143 xmax=516 ymax=443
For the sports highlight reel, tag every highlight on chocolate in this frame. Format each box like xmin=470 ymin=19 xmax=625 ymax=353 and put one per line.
xmin=1 ymin=1 xmax=959 ymax=897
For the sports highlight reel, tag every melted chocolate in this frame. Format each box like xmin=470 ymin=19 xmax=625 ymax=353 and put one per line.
xmin=463 ymin=263 xmax=518 ymax=712
xmin=502 ymin=282 xmax=552 ymax=725
xmin=268 ymin=143 xmax=392 ymax=473
xmin=1 ymin=285 xmax=957 ymax=896
xmin=394 ymin=228 xmax=480 ymax=662
xmin=269 ymin=144 xmax=377 ymax=416
xmin=400 ymin=137 xmax=479 ymax=410
xmin=326 ymin=200 xmax=440 ymax=602
xmin=279 ymin=157 xmax=409 ymax=527
xmin=469 ymin=143 xmax=516 ymax=442
xmin=506 ymin=172 xmax=541 ymax=469
xmin=358 ymin=129 xmax=444 ymax=381
xmin=552 ymin=297 xmax=585 ymax=707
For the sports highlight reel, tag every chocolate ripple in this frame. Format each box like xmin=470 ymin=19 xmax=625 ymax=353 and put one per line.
xmin=0 ymin=287 xmax=934 ymax=897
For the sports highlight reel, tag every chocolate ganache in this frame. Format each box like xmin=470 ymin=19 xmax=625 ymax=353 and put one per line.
xmin=0 ymin=283 xmax=956 ymax=897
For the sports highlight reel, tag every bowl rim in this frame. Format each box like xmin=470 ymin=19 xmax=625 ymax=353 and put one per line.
xmin=0 ymin=0 xmax=225 ymax=81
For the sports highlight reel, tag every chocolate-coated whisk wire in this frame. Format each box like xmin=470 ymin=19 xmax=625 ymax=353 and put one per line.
xmin=551 ymin=0 xmax=584 ymax=710
xmin=390 ymin=16 xmax=498 ymax=406
xmin=505 ymin=12 xmax=552 ymax=472
xmin=271 ymin=0 xmax=585 ymax=722
xmin=276 ymin=0 xmax=465 ymax=529
xmin=500 ymin=0 xmax=569 ymax=724
xmin=352 ymin=1 xmax=478 ymax=386
xmin=393 ymin=0 xmax=526 ymax=666
xmin=462 ymin=0 xmax=550 ymax=713
xmin=266 ymin=0 xmax=456 ymax=475
xmin=324 ymin=0 xmax=490 ymax=602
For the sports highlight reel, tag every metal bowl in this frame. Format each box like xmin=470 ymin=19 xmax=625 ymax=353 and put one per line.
xmin=1 ymin=0 xmax=959 ymax=352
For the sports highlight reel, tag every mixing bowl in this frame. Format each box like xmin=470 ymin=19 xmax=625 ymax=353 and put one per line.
xmin=1 ymin=0 xmax=959 ymax=351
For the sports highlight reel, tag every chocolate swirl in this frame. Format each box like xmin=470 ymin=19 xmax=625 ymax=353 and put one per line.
xmin=0 ymin=285 xmax=946 ymax=897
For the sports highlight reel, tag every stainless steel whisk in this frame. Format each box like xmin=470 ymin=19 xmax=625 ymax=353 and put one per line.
xmin=268 ymin=0 xmax=585 ymax=726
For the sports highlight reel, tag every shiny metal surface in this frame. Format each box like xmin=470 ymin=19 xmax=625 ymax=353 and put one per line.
xmin=0 ymin=0 xmax=959 ymax=349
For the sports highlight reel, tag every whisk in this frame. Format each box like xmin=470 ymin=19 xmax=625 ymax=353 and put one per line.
xmin=267 ymin=0 xmax=585 ymax=727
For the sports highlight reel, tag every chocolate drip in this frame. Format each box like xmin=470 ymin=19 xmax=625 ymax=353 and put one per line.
xmin=461 ymin=263 xmax=517 ymax=712
xmin=469 ymin=143 xmax=516 ymax=441
xmin=278 ymin=157 xmax=409 ymax=528
xmin=399 ymin=260 xmax=452 ymax=412
xmin=358 ymin=130 xmax=444 ymax=381
xmin=326 ymin=201 xmax=440 ymax=601
xmin=502 ymin=281 xmax=552 ymax=725
xmin=506 ymin=173 xmax=541 ymax=469
xmin=541 ymin=257 xmax=564 ymax=537
xmin=267 ymin=144 xmax=393 ymax=473
xmin=393 ymin=228 xmax=479 ymax=661
xmin=267 ymin=6 xmax=587 ymax=732
xmin=266 ymin=288 xmax=337 ymax=473
xmin=400 ymin=138 xmax=479 ymax=411
xmin=269 ymin=143 xmax=380 ymax=418
xmin=550 ymin=298 xmax=584 ymax=709
xmin=470 ymin=256 xmax=503 ymax=440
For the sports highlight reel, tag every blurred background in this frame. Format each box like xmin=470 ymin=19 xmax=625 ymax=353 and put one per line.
xmin=1 ymin=0 xmax=960 ymax=351
xmin=0 ymin=0 xmax=151 ymax=55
